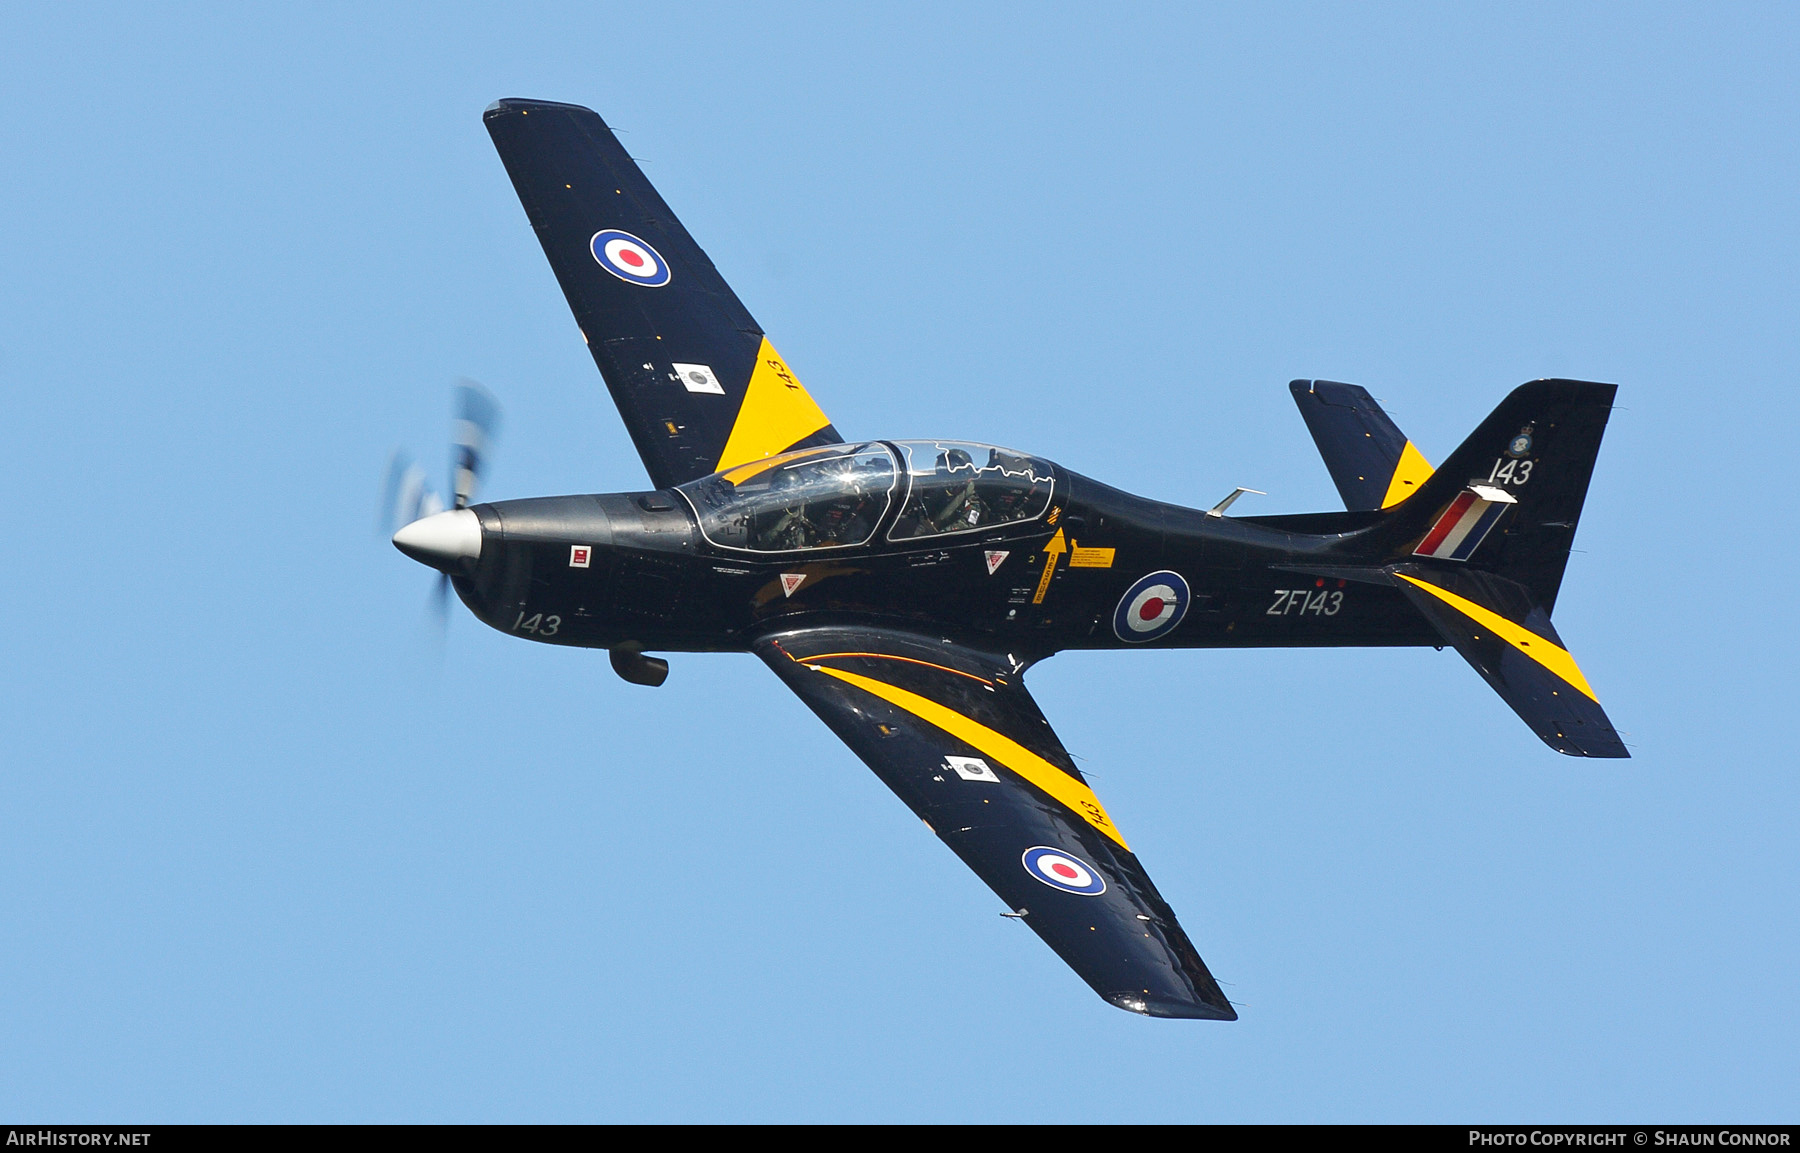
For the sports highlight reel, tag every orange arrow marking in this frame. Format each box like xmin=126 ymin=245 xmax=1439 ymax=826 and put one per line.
xmin=1032 ymin=529 xmax=1066 ymax=605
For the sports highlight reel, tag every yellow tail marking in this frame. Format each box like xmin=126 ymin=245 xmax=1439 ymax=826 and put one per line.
xmin=1396 ymin=573 xmax=1599 ymax=701
xmin=812 ymin=665 xmax=1129 ymax=850
xmin=1380 ymin=440 xmax=1435 ymax=508
xmin=714 ymin=338 xmax=833 ymax=473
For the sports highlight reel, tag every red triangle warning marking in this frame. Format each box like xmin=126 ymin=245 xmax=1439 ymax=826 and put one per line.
xmin=780 ymin=573 xmax=806 ymax=597
xmin=984 ymin=550 xmax=1010 ymax=575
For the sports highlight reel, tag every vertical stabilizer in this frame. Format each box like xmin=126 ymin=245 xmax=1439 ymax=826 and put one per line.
xmin=1366 ymin=379 xmax=1617 ymax=614
xmin=1290 ymin=379 xmax=1435 ymax=511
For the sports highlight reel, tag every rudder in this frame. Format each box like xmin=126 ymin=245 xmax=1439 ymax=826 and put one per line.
xmin=1367 ymin=379 xmax=1617 ymax=614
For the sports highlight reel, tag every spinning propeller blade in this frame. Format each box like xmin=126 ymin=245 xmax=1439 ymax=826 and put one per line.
xmin=379 ymin=451 xmax=443 ymax=535
xmin=451 ymin=379 xmax=501 ymax=510
xmin=383 ymin=381 xmax=503 ymax=624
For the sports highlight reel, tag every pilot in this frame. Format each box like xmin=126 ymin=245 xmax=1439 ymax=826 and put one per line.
xmin=927 ymin=448 xmax=987 ymax=532
xmin=758 ymin=465 xmax=819 ymax=550
xmin=813 ymin=457 xmax=883 ymax=544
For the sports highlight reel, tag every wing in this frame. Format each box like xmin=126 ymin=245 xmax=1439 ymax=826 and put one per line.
xmin=484 ymin=99 xmax=842 ymax=489
xmin=754 ymin=626 xmax=1236 ymax=1019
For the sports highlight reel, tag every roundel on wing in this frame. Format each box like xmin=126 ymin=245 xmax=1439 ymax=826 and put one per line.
xmin=590 ymin=229 xmax=671 ymax=287
xmin=1112 ymin=570 xmax=1192 ymax=643
xmin=1022 ymin=846 xmax=1107 ymax=896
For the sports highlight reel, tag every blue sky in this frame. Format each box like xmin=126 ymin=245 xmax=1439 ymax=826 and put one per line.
xmin=2 ymin=3 xmax=1795 ymax=1122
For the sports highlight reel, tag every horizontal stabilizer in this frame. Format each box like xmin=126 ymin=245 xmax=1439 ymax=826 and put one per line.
xmin=1290 ymin=379 xmax=1434 ymax=510
xmin=1392 ymin=565 xmax=1627 ymax=758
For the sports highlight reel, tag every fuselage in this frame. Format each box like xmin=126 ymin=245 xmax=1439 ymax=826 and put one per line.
xmin=449 ymin=440 xmax=1438 ymax=660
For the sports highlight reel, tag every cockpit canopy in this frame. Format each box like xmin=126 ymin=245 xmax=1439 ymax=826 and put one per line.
xmin=887 ymin=441 xmax=1054 ymax=541
xmin=679 ymin=442 xmax=899 ymax=552
xmin=676 ymin=440 xmax=1054 ymax=553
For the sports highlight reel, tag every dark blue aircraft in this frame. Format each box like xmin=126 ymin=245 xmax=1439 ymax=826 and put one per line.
xmin=389 ymin=100 xmax=1624 ymax=1019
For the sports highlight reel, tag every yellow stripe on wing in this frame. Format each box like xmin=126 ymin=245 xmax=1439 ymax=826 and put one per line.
xmin=715 ymin=338 xmax=833 ymax=473
xmin=796 ymin=652 xmax=994 ymax=686
xmin=1395 ymin=573 xmax=1599 ymax=701
xmin=1380 ymin=440 xmax=1435 ymax=508
xmin=810 ymin=665 xmax=1129 ymax=850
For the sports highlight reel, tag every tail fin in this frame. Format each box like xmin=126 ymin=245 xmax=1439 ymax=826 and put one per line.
xmin=1290 ymin=379 xmax=1435 ymax=510
xmin=1366 ymin=379 xmax=1616 ymax=613
xmin=1357 ymin=379 xmax=1624 ymax=757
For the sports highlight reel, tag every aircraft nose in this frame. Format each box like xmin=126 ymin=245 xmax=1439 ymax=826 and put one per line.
xmin=392 ymin=508 xmax=482 ymax=571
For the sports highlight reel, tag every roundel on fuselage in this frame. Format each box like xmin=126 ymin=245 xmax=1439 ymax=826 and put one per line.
xmin=1113 ymin=570 xmax=1191 ymax=643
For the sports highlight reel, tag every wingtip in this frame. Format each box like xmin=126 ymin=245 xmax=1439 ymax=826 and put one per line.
xmin=484 ymin=97 xmax=600 ymax=120
xmin=1106 ymin=991 xmax=1238 ymax=1021
xmin=1548 ymin=728 xmax=1631 ymax=759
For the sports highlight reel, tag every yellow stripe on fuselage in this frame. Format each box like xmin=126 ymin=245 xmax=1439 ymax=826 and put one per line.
xmin=1381 ymin=440 xmax=1435 ymax=508
xmin=715 ymin=338 xmax=833 ymax=474
xmin=810 ymin=665 xmax=1129 ymax=850
xmin=1395 ymin=573 xmax=1599 ymax=701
